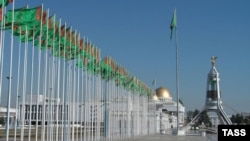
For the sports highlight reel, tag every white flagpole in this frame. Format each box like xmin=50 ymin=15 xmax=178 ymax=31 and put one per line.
xmin=35 ymin=4 xmax=44 ymax=141
xmin=61 ymin=21 xmax=66 ymax=141
xmin=80 ymin=52 xmax=83 ymax=141
xmin=175 ymin=27 xmax=180 ymax=134
xmin=97 ymin=50 xmax=101 ymax=141
xmin=73 ymin=30 xmax=78 ymax=141
xmin=14 ymin=28 xmax=22 ymax=141
xmin=79 ymin=40 xmax=84 ymax=141
xmin=48 ymin=42 xmax=52 ymax=141
xmin=71 ymin=28 xmax=76 ymax=141
xmin=6 ymin=1 xmax=15 ymax=140
xmin=51 ymin=13 xmax=58 ymax=141
xmin=101 ymin=69 xmax=104 ymax=141
xmin=91 ymin=52 xmax=94 ymax=141
xmin=136 ymin=88 xmax=140 ymax=136
xmin=41 ymin=8 xmax=49 ymax=141
xmin=118 ymin=75 xmax=121 ymax=139
xmin=86 ymin=39 xmax=91 ymax=141
xmin=0 ymin=1 xmax=7 ymax=106
xmin=110 ymin=59 xmax=114 ymax=140
xmin=66 ymin=54 xmax=72 ymax=141
xmin=84 ymin=46 xmax=87 ymax=141
xmin=69 ymin=28 xmax=73 ymax=141
xmin=173 ymin=8 xmax=180 ymax=134
xmin=55 ymin=18 xmax=62 ymax=141
xmin=20 ymin=24 xmax=29 ymax=141
xmin=77 ymin=32 xmax=80 ymax=141
xmin=28 ymin=25 xmax=35 ymax=141
xmin=92 ymin=64 xmax=95 ymax=140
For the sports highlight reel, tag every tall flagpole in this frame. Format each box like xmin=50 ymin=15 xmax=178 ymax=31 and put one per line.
xmin=170 ymin=8 xmax=179 ymax=134
xmin=175 ymin=22 xmax=179 ymax=134
xmin=6 ymin=1 xmax=15 ymax=140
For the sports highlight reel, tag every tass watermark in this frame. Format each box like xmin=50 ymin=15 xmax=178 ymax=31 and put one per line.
xmin=218 ymin=125 xmax=250 ymax=141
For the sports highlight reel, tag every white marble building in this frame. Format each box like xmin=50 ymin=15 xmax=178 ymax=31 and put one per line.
xmin=17 ymin=87 xmax=185 ymax=136
xmin=149 ymin=86 xmax=185 ymax=133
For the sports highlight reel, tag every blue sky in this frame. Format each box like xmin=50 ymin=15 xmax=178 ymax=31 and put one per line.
xmin=3 ymin=0 xmax=250 ymax=115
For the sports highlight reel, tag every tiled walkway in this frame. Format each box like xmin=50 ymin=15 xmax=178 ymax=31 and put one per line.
xmin=121 ymin=133 xmax=217 ymax=141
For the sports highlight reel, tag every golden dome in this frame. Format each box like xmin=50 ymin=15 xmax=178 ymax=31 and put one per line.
xmin=155 ymin=87 xmax=172 ymax=98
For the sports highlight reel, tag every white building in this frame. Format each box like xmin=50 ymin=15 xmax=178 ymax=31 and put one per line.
xmin=18 ymin=88 xmax=185 ymax=136
xmin=0 ymin=107 xmax=17 ymax=127
xmin=149 ymin=86 xmax=185 ymax=133
xmin=19 ymin=95 xmax=67 ymax=125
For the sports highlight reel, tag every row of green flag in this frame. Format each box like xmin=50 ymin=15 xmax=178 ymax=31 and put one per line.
xmin=0 ymin=2 xmax=153 ymax=96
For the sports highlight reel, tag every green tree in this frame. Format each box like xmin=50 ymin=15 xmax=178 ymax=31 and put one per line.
xmin=193 ymin=109 xmax=200 ymax=117
xmin=230 ymin=114 xmax=236 ymax=123
xmin=243 ymin=117 xmax=250 ymax=125
xmin=235 ymin=114 xmax=244 ymax=124
xmin=231 ymin=113 xmax=249 ymax=125
xmin=198 ymin=111 xmax=212 ymax=127
xmin=186 ymin=111 xmax=194 ymax=123
xmin=186 ymin=109 xmax=212 ymax=127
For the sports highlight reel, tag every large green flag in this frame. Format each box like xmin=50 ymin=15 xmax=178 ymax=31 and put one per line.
xmin=1 ymin=6 xmax=27 ymax=30
xmin=0 ymin=0 xmax=13 ymax=7
xmin=170 ymin=8 xmax=176 ymax=40
xmin=5 ymin=6 xmax=43 ymax=26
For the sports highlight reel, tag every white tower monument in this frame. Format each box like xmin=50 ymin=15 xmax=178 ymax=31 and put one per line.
xmin=191 ymin=56 xmax=232 ymax=125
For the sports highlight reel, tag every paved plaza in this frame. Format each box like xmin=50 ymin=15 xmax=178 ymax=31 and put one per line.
xmin=122 ymin=134 xmax=217 ymax=141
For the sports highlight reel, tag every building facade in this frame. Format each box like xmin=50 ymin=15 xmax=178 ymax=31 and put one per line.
xmin=149 ymin=86 xmax=185 ymax=133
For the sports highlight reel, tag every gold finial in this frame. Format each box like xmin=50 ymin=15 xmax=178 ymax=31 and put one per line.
xmin=211 ymin=56 xmax=218 ymax=67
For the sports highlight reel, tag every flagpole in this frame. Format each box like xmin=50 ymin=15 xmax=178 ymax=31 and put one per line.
xmin=6 ymin=1 xmax=15 ymax=140
xmin=175 ymin=26 xmax=180 ymax=134
xmin=170 ymin=8 xmax=179 ymax=135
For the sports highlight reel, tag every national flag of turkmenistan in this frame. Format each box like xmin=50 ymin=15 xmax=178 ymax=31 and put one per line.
xmin=5 ymin=6 xmax=42 ymax=26
xmin=0 ymin=0 xmax=13 ymax=7
xmin=170 ymin=8 xmax=176 ymax=40
xmin=179 ymin=98 xmax=184 ymax=106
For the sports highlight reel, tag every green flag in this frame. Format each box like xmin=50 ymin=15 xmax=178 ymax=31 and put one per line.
xmin=1 ymin=6 xmax=27 ymax=30
xmin=179 ymin=98 xmax=184 ymax=106
xmin=5 ymin=6 xmax=42 ymax=26
xmin=0 ymin=0 xmax=13 ymax=7
xmin=170 ymin=8 xmax=176 ymax=40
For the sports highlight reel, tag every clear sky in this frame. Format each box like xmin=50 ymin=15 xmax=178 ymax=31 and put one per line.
xmin=3 ymin=0 xmax=250 ymax=115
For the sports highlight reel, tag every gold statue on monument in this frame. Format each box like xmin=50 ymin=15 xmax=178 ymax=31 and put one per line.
xmin=211 ymin=56 xmax=217 ymax=67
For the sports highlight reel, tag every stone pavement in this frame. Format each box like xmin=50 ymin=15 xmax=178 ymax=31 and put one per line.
xmin=121 ymin=133 xmax=217 ymax=141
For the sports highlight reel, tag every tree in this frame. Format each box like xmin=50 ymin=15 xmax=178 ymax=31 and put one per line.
xmin=198 ymin=111 xmax=212 ymax=127
xmin=230 ymin=114 xmax=236 ymax=123
xmin=186 ymin=111 xmax=194 ymax=123
xmin=231 ymin=113 xmax=249 ymax=125
xmin=193 ymin=109 xmax=200 ymax=117
xmin=186 ymin=109 xmax=212 ymax=127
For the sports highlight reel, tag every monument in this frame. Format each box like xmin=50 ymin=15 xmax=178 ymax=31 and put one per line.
xmin=191 ymin=56 xmax=232 ymax=125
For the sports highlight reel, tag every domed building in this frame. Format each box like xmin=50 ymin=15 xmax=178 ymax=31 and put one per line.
xmin=149 ymin=86 xmax=185 ymax=134
xmin=156 ymin=87 xmax=173 ymax=101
